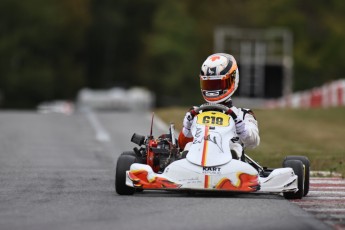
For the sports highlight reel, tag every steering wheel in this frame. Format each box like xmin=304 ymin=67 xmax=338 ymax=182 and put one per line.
xmin=191 ymin=103 xmax=237 ymax=120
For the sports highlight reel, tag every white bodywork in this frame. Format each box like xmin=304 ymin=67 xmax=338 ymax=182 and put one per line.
xmin=126 ymin=110 xmax=298 ymax=194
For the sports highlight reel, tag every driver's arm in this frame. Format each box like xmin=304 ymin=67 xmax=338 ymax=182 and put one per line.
xmin=178 ymin=130 xmax=193 ymax=150
xmin=242 ymin=110 xmax=260 ymax=149
xmin=234 ymin=108 xmax=260 ymax=149
xmin=178 ymin=110 xmax=194 ymax=150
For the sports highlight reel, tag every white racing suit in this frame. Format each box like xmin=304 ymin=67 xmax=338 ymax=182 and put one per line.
xmin=228 ymin=106 xmax=260 ymax=158
xmin=178 ymin=105 xmax=260 ymax=158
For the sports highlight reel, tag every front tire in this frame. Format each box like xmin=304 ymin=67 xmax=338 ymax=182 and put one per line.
xmin=284 ymin=156 xmax=310 ymax=196
xmin=115 ymin=155 xmax=136 ymax=195
xmin=121 ymin=151 xmax=145 ymax=164
xmin=283 ymin=159 xmax=305 ymax=199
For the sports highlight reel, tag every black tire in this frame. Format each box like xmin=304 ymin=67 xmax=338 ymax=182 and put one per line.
xmin=121 ymin=151 xmax=136 ymax=156
xmin=121 ymin=151 xmax=145 ymax=164
xmin=120 ymin=151 xmax=145 ymax=192
xmin=284 ymin=156 xmax=310 ymax=196
xmin=283 ymin=159 xmax=305 ymax=199
xmin=115 ymin=155 xmax=136 ymax=195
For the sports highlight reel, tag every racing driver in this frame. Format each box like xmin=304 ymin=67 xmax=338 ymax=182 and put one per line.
xmin=178 ymin=53 xmax=260 ymax=159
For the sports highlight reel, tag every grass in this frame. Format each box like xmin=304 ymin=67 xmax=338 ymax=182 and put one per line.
xmin=155 ymin=107 xmax=345 ymax=177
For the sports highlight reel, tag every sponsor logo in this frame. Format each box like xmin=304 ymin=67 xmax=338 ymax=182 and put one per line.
xmin=203 ymin=166 xmax=221 ymax=175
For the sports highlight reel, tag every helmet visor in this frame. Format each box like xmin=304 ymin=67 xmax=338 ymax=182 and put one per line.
xmin=200 ymin=75 xmax=232 ymax=92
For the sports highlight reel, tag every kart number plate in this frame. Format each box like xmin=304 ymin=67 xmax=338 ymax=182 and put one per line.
xmin=197 ymin=111 xmax=230 ymax=127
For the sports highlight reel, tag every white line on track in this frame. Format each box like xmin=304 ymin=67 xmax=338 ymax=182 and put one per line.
xmin=310 ymin=187 xmax=345 ymax=190
xmin=83 ymin=107 xmax=110 ymax=142
xmin=292 ymin=201 xmax=344 ymax=205
xmin=303 ymin=208 xmax=345 ymax=213
xmin=299 ymin=197 xmax=345 ymax=200
xmin=311 ymin=180 xmax=345 ymax=185
xmin=308 ymin=191 xmax=345 ymax=195
xmin=311 ymin=177 xmax=343 ymax=180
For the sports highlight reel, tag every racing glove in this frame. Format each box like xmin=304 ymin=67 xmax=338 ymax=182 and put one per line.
xmin=182 ymin=110 xmax=195 ymax=138
xmin=234 ymin=117 xmax=248 ymax=141
xmin=183 ymin=111 xmax=193 ymax=130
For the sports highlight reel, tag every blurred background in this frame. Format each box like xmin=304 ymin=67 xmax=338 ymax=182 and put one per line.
xmin=0 ymin=2 xmax=344 ymax=228
xmin=1 ymin=0 xmax=345 ymax=109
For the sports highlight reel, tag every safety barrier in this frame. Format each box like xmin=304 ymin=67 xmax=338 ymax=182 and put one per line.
xmin=265 ymin=79 xmax=345 ymax=109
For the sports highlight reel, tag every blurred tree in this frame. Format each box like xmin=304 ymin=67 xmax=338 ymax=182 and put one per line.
xmin=140 ymin=0 xmax=201 ymax=106
xmin=185 ymin=0 xmax=345 ymax=92
xmin=0 ymin=0 xmax=90 ymax=108
xmin=85 ymin=0 xmax=158 ymax=88
xmin=1 ymin=0 xmax=345 ymax=107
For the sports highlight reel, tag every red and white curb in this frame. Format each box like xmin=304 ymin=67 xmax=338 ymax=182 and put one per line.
xmin=291 ymin=177 xmax=345 ymax=230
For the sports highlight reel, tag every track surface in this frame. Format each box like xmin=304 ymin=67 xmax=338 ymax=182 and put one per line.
xmin=0 ymin=111 xmax=332 ymax=230
xmin=292 ymin=178 xmax=345 ymax=229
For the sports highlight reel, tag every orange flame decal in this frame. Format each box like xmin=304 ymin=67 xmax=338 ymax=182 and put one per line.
xmin=215 ymin=173 xmax=259 ymax=192
xmin=128 ymin=170 xmax=181 ymax=189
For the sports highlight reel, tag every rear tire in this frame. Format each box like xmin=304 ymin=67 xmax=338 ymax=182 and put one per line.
xmin=283 ymin=159 xmax=305 ymax=199
xmin=115 ymin=155 xmax=136 ymax=195
xmin=284 ymin=156 xmax=310 ymax=196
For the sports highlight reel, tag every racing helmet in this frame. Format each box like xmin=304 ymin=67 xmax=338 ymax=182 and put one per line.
xmin=200 ymin=53 xmax=239 ymax=103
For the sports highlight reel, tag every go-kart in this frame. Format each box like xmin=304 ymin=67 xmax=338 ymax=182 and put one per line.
xmin=115 ymin=103 xmax=310 ymax=199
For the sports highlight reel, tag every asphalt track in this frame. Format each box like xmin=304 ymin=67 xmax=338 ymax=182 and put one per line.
xmin=0 ymin=110 xmax=332 ymax=230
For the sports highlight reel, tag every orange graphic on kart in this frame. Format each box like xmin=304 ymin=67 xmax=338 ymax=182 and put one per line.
xmin=128 ymin=170 xmax=181 ymax=189
xmin=215 ymin=173 xmax=259 ymax=192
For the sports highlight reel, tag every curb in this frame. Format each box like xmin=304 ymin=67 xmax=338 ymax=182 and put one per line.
xmin=310 ymin=171 xmax=343 ymax=178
